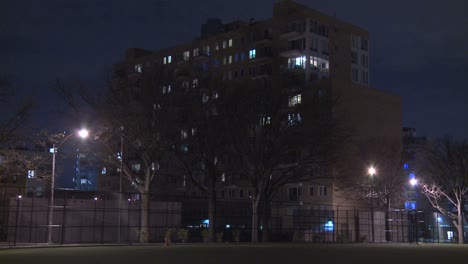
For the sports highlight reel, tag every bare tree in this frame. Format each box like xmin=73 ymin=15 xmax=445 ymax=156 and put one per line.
xmin=161 ymin=67 xmax=232 ymax=242
xmin=55 ymin=65 xmax=173 ymax=242
xmin=417 ymin=138 xmax=468 ymax=244
xmin=224 ymin=76 xmax=338 ymax=242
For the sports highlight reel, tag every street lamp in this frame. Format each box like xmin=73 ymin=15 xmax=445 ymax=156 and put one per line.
xmin=368 ymin=166 xmax=376 ymax=243
xmin=410 ymin=178 xmax=418 ymax=187
xmin=47 ymin=128 xmax=89 ymax=244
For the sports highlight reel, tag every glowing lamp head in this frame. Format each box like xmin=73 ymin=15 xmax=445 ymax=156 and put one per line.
xmin=368 ymin=166 xmax=376 ymax=176
xmin=410 ymin=178 xmax=418 ymax=186
xmin=78 ymin=129 xmax=89 ymax=139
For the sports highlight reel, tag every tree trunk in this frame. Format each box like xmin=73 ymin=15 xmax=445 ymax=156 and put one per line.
xmin=260 ymin=198 xmax=271 ymax=242
xmin=457 ymin=204 xmax=464 ymax=244
xmin=208 ymin=186 xmax=216 ymax=242
xmin=251 ymin=197 xmax=260 ymax=243
xmin=385 ymin=196 xmax=391 ymax=242
xmin=139 ymin=176 xmax=150 ymax=243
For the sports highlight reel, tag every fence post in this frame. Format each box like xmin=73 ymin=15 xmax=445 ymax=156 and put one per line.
xmin=29 ymin=189 xmax=34 ymax=242
xmin=101 ymin=198 xmax=105 ymax=243
xmin=93 ymin=198 xmax=97 ymax=242
xmin=60 ymin=191 xmax=68 ymax=245
xmin=14 ymin=195 xmax=21 ymax=246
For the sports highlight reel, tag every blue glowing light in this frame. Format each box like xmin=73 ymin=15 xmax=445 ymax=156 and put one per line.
xmin=403 ymin=163 xmax=409 ymax=170
xmin=405 ymin=202 xmax=417 ymax=210
xmin=324 ymin=220 xmax=334 ymax=231
xmin=409 ymin=173 xmax=415 ymax=179
xmin=201 ymin=219 xmax=209 ymax=226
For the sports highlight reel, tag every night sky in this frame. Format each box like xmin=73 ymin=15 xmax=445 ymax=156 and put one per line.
xmin=1 ymin=0 xmax=467 ymax=139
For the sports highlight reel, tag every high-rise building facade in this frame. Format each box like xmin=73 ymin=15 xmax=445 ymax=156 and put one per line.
xmin=110 ymin=0 xmax=402 ymax=209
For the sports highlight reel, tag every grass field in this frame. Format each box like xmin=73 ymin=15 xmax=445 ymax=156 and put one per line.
xmin=1 ymin=243 xmax=468 ymax=264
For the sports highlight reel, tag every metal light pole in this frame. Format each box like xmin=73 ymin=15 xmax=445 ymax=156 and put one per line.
xmin=47 ymin=129 xmax=89 ymax=244
xmin=368 ymin=166 xmax=376 ymax=243
xmin=118 ymin=131 xmax=123 ymax=244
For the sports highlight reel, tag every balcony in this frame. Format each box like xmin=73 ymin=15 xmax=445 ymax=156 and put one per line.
xmin=279 ymin=29 xmax=305 ymax=39
xmin=279 ymin=48 xmax=304 ymax=58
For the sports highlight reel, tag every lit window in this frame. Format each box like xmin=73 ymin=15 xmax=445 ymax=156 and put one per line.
xmin=27 ymin=170 xmax=35 ymax=179
xmin=228 ymin=55 xmax=232 ymax=64
xmin=163 ymin=57 xmax=167 ymax=64
xmin=324 ymin=221 xmax=334 ymax=231
xmin=234 ymin=53 xmax=239 ymax=62
xmin=287 ymin=56 xmax=306 ymax=69
xmin=168 ymin=55 xmax=172 ymax=63
xmin=183 ymin=51 xmax=190 ymax=61
xmin=223 ymin=57 xmax=227 ymax=65
xmin=228 ymin=39 xmax=233 ymax=47
xmin=240 ymin=52 xmax=245 ymax=61
xmin=135 ymin=64 xmax=142 ymax=73
xmin=249 ymin=49 xmax=256 ymax=59
xmin=80 ymin=179 xmax=87 ymax=184
xmin=101 ymin=167 xmax=106 ymax=174
xmin=193 ymin=48 xmax=199 ymax=56
xmin=167 ymin=84 xmax=172 ymax=93
xmin=192 ymin=79 xmax=198 ymax=88
xmin=221 ymin=172 xmax=226 ymax=182
xmin=288 ymin=113 xmax=302 ymax=125
xmin=447 ymin=231 xmax=453 ymax=240
xmin=288 ymin=94 xmax=302 ymax=107
xmin=214 ymin=43 xmax=219 ymax=51
xmin=131 ymin=163 xmax=141 ymax=172
xmin=154 ymin=162 xmax=160 ymax=170
xmin=191 ymin=128 xmax=197 ymax=135
xmin=203 ymin=45 xmax=210 ymax=56
xmin=181 ymin=144 xmax=188 ymax=153
xmin=319 ymin=186 xmax=327 ymax=196
xmin=213 ymin=91 xmax=219 ymax=99
xmin=182 ymin=81 xmax=189 ymax=89
xmin=162 ymin=86 xmax=167 ymax=94
xmin=223 ymin=40 xmax=227 ymax=49
xmin=181 ymin=129 xmax=188 ymax=139
xmin=260 ymin=116 xmax=271 ymax=126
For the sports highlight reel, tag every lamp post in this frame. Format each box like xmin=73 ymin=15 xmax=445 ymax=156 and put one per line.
xmin=409 ymin=177 xmax=418 ymax=244
xmin=368 ymin=166 xmax=376 ymax=243
xmin=118 ymin=127 xmax=123 ymax=244
xmin=47 ymin=129 xmax=89 ymax=244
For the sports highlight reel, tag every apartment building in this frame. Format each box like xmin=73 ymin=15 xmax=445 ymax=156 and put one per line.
xmin=110 ymin=0 xmax=402 ymax=234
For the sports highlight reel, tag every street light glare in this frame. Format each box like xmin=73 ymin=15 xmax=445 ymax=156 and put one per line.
xmin=368 ymin=166 xmax=376 ymax=176
xmin=78 ymin=129 xmax=89 ymax=139
xmin=410 ymin=178 xmax=418 ymax=186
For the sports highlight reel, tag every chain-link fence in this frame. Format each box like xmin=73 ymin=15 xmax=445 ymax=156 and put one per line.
xmin=0 ymin=186 xmax=463 ymax=246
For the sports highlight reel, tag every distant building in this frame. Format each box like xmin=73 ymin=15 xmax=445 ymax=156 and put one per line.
xmin=73 ymin=148 xmax=98 ymax=191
